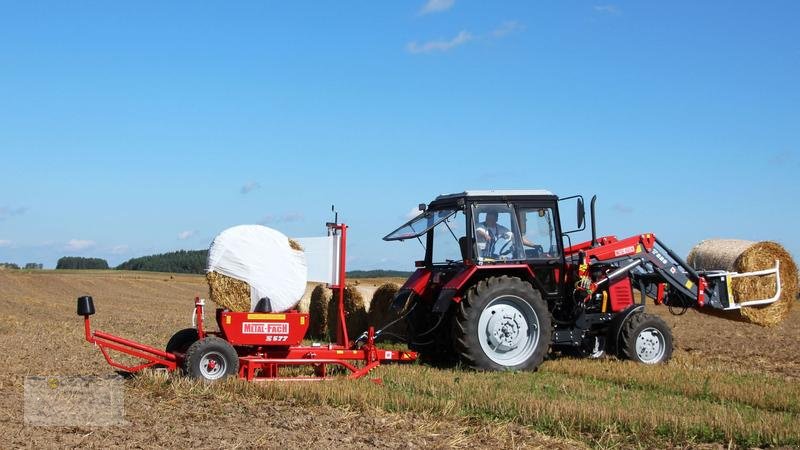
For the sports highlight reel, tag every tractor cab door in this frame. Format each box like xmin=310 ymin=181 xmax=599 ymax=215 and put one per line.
xmin=471 ymin=204 xmax=524 ymax=262
xmin=516 ymin=205 xmax=563 ymax=294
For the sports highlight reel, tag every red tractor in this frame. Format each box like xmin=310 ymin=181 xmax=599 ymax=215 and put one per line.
xmin=384 ymin=190 xmax=780 ymax=371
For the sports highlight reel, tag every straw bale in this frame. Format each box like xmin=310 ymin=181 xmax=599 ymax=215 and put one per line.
xmin=327 ymin=284 xmax=367 ymax=342
xmin=206 ymin=271 xmax=251 ymax=312
xmin=367 ymin=283 xmax=407 ymax=341
xmin=307 ymin=284 xmax=330 ymax=339
xmin=687 ymin=240 xmax=798 ymax=326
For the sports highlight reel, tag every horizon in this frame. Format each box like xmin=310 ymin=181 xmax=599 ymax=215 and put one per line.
xmin=1 ymin=1 xmax=799 ymax=270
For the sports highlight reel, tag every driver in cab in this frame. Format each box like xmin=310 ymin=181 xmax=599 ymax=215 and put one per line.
xmin=475 ymin=211 xmax=512 ymax=257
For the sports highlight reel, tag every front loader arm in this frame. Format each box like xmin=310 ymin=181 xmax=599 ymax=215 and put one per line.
xmin=577 ymin=234 xmax=724 ymax=310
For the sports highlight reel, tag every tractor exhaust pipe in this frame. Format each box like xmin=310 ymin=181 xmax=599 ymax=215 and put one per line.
xmin=590 ymin=195 xmax=598 ymax=247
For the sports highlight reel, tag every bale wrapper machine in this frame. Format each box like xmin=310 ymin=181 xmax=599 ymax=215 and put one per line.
xmin=77 ymin=222 xmax=417 ymax=382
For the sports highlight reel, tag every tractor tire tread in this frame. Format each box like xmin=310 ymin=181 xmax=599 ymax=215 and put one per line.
xmin=165 ymin=328 xmax=199 ymax=355
xmin=453 ymin=275 xmax=552 ymax=371
xmin=620 ymin=312 xmax=673 ymax=364
xmin=183 ymin=336 xmax=240 ymax=381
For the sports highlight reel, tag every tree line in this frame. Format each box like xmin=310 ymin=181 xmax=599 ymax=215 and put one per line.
xmin=14 ymin=252 xmax=412 ymax=276
xmin=115 ymin=250 xmax=207 ymax=274
xmin=56 ymin=257 xmax=109 ymax=270
xmin=0 ymin=263 xmax=45 ymax=270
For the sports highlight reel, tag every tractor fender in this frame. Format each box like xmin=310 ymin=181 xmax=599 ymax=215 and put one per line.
xmin=392 ymin=269 xmax=432 ymax=311
xmin=432 ymin=265 xmax=547 ymax=313
xmin=606 ymin=304 xmax=645 ymax=354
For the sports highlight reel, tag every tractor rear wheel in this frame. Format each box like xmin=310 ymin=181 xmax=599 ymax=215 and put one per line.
xmin=620 ymin=312 xmax=673 ymax=364
xmin=165 ymin=328 xmax=199 ymax=355
xmin=184 ymin=336 xmax=239 ymax=381
xmin=453 ymin=276 xmax=551 ymax=371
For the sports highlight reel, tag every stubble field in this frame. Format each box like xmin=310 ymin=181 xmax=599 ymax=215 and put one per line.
xmin=1 ymin=269 xmax=798 ymax=448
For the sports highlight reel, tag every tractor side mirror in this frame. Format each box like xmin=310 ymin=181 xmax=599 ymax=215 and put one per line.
xmin=558 ymin=195 xmax=586 ymax=234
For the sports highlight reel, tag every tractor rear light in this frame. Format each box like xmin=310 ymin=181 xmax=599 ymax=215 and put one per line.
xmin=415 ymin=260 xmax=425 ymax=268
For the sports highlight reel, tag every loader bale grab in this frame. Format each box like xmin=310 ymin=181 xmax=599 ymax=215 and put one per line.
xmin=687 ymin=239 xmax=798 ymax=326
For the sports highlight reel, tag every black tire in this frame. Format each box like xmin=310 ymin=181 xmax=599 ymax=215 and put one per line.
xmin=183 ymin=336 xmax=239 ymax=381
xmin=620 ymin=312 xmax=673 ymax=364
xmin=165 ymin=328 xmax=199 ymax=355
xmin=453 ymin=276 xmax=552 ymax=371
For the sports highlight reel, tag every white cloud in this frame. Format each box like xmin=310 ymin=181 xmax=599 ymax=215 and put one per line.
xmin=65 ymin=239 xmax=96 ymax=251
xmin=177 ymin=230 xmax=196 ymax=240
xmin=406 ymin=30 xmax=472 ymax=54
xmin=0 ymin=206 xmax=28 ymax=221
xmin=419 ymin=0 xmax=454 ymax=15
xmin=0 ymin=239 xmax=11 ymax=248
xmin=240 ymin=181 xmax=261 ymax=194
xmin=110 ymin=245 xmax=129 ymax=255
xmin=594 ymin=4 xmax=621 ymax=14
xmin=405 ymin=207 xmax=423 ymax=221
xmin=258 ymin=212 xmax=305 ymax=225
xmin=492 ymin=21 xmax=523 ymax=38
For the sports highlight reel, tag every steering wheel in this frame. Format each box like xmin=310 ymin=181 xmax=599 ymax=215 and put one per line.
xmin=497 ymin=240 xmax=515 ymax=257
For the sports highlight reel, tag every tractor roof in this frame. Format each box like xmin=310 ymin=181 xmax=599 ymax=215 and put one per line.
xmin=433 ymin=189 xmax=556 ymax=202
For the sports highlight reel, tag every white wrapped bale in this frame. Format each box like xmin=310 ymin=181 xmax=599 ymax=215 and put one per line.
xmin=206 ymin=225 xmax=307 ymax=312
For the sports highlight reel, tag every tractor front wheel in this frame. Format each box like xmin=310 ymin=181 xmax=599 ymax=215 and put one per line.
xmin=620 ymin=312 xmax=673 ymax=364
xmin=184 ymin=336 xmax=239 ymax=381
xmin=454 ymin=276 xmax=551 ymax=371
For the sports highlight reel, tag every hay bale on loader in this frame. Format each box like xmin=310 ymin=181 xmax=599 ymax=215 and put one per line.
xmin=327 ymin=284 xmax=368 ymax=342
xmin=687 ymin=239 xmax=799 ymax=326
xmin=367 ymin=283 xmax=408 ymax=341
xmin=307 ymin=284 xmax=330 ymax=339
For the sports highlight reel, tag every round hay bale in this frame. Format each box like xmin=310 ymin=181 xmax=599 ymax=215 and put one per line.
xmin=307 ymin=284 xmax=330 ymax=339
xmin=206 ymin=271 xmax=251 ymax=312
xmin=296 ymin=283 xmax=317 ymax=314
xmin=687 ymin=239 xmax=798 ymax=326
xmin=367 ymin=283 xmax=407 ymax=341
xmin=327 ymin=284 xmax=368 ymax=342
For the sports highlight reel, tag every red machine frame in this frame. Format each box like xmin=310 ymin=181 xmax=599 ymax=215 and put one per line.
xmin=80 ymin=222 xmax=417 ymax=381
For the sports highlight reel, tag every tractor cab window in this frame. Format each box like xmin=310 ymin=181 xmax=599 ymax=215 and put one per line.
xmin=472 ymin=204 xmax=523 ymax=262
xmin=384 ymin=208 xmax=457 ymax=241
xmin=518 ymin=207 xmax=560 ymax=258
xmin=431 ymin=210 xmax=467 ymax=264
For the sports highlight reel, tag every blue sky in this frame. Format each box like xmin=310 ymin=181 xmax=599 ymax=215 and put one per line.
xmin=1 ymin=1 xmax=798 ymax=270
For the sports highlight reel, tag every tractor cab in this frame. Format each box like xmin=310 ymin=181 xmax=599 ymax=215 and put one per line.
xmin=384 ymin=190 xmax=570 ymax=265
xmin=384 ymin=190 xmax=583 ymax=297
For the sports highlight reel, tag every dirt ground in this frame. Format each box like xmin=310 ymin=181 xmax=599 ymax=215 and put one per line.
xmin=651 ymin=303 xmax=800 ymax=379
xmin=0 ymin=271 xmax=580 ymax=449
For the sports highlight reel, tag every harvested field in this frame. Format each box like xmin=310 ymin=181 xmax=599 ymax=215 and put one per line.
xmin=1 ymin=270 xmax=799 ymax=448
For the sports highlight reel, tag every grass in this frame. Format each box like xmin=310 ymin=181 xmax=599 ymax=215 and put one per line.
xmin=131 ymin=353 xmax=800 ymax=448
